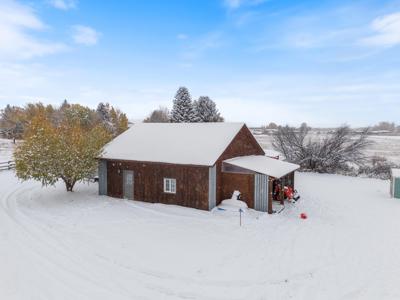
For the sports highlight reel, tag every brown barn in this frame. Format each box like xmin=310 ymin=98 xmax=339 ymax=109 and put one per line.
xmin=98 ymin=123 xmax=299 ymax=213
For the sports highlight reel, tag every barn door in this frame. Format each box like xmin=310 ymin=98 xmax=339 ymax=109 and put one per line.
xmin=123 ymin=170 xmax=134 ymax=200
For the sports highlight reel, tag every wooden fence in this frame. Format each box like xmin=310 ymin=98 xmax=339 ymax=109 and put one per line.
xmin=0 ymin=161 xmax=15 ymax=171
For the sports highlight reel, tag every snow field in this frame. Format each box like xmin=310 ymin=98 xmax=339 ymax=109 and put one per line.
xmin=0 ymin=170 xmax=399 ymax=299
xmin=0 ymin=138 xmax=16 ymax=162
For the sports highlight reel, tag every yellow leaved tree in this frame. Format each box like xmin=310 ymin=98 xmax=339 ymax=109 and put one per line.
xmin=15 ymin=107 xmax=111 ymax=192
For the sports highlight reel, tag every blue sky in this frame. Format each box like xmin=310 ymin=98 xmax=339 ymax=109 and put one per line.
xmin=0 ymin=0 xmax=399 ymax=126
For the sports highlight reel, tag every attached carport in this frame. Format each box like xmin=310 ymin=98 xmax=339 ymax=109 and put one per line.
xmin=222 ymin=155 xmax=300 ymax=214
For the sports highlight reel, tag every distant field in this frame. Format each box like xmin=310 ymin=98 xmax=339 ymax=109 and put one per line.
xmin=1 ymin=134 xmax=399 ymax=164
xmin=254 ymin=134 xmax=400 ymax=164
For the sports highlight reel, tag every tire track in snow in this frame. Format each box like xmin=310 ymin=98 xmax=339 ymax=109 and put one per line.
xmin=0 ymin=172 xmax=356 ymax=300
xmin=0 ymin=177 xmax=155 ymax=299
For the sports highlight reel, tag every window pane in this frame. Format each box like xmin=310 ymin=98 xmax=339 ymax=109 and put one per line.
xmin=171 ymin=179 xmax=176 ymax=193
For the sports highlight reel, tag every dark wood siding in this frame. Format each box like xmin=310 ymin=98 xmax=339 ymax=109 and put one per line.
xmin=106 ymin=160 xmax=210 ymax=210
xmin=221 ymin=172 xmax=255 ymax=208
xmin=215 ymin=124 xmax=265 ymax=208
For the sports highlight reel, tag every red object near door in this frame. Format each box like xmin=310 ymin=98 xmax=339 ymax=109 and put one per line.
xmin=300 ymin=213 xmax=307 ymax=219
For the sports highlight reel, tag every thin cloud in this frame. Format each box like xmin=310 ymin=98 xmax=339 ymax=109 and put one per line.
xmin=48 ymin=0 xmax=77 ymax=10
xmin=177 ymin=33 xmax=188 ymax=40
xmin=181 ymin=31 xmax=224 ymax=61
xmin=0 ymin=0 xmax=66 ymax=60
xmin=71 ymin=25 xmax=101 ymax=46
xmin=360 ymin=12 xmax=400 ymax=47
xmin=224 ymin=0 xmax=268 ymax=10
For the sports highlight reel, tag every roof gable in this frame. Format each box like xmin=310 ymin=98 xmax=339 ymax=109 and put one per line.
xmin=101 ymin=122 xmax=246 ymax=166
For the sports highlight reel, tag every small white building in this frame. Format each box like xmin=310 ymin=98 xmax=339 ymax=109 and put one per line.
xmin=390 ymin=169 xmax=400 ymax=199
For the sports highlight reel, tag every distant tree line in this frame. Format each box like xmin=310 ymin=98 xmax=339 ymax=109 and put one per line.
xmin=144 ymin=87 xmax=224 ymax=123
xmin=0 ymin=100 xmax=128 ymax=142
xmin=371 ymin=121 xmax=398 ymax=133
xmin=262 ymin=121 xmax=399 ymax=135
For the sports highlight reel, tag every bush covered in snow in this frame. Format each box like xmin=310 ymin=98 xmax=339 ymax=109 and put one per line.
xmin=358 ymin=156 xmax=396 ymax=180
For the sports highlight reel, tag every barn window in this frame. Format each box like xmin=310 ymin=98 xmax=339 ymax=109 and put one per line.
xmin=164 ymin=178 xmax=176 ymax=193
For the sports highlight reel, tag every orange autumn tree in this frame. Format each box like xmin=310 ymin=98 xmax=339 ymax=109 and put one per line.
xmin=15 ymin=106 xmax=111 ymax=192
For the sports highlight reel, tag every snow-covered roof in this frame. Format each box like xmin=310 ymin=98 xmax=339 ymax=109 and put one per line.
xmin=101 ymin=122 xmax=245 ymax=166
xmin=223 ymin=155 xmax=300 ymax=178
xmin=392 ymin=169 xmax=400 ymax=178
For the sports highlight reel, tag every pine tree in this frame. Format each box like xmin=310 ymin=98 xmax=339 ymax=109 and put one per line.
xmin=96 ymin=102 xmax=111 ymax=123
xmin=194 ymin=96 xmax=224 ymax=122
xmin=96 ymin=102 xmax=128 ymax=136
xmin=171 ymin=87 xmax=199 ymax=122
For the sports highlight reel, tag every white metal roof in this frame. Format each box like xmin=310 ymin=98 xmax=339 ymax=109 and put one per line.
xmin=392 ymin=169 xmax=400 ymax=178
xmin=100 ymin=122 xmax=245 ymax=166
xmin=223 ymin=155 xmax=300 ymax=178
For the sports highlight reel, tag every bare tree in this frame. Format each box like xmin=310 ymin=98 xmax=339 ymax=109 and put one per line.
xmin=272 ymin=125 xmax=371 ymax=173
xmin=143 ymin=106 xmax=170 ymax=123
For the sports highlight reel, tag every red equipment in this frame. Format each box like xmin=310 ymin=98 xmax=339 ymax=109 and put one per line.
xmin=300 ymin=213 xmax=307 ymax=219
xmin=284 ymin=186 xmax=300 ymax=202
xmin=283 ymin=186 xmax=294 ymax=200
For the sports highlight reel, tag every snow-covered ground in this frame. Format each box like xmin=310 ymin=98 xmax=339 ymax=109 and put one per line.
xmin=0 ymin=170 xmax=399 ymax=299
xmin=0 ymin=138 xmax=16 ymax=161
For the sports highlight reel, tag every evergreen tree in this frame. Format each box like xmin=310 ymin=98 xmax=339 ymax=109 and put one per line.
xmin=171 ymin=87 xmax=199 ymax=122
xmin=194 ymin=96 xmax=224 ymax=122
xmin=96 ymin=102 xmax=111 ymax=123
xmin=96 ymin=102 xmax=128 ymax=136
xmin=60 ymin=99 xmax=70 ymax=111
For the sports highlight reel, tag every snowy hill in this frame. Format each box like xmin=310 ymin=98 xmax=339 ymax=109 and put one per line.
xmin=0 ymin=170 xmax=398 ymax=299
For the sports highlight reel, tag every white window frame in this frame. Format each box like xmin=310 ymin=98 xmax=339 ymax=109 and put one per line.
xmin=163 ymin=178 xmax=176 ymax=194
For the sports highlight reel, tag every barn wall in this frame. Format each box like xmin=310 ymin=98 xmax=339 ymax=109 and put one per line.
xmin=106 ymin=160 xmax=210 ymax=210
xmin=215 ymin=124 xmax=265 ymax=206
xmin=221 ymin=172 xmax=255 ymax=208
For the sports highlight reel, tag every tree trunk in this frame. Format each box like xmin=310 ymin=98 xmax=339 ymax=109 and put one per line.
xmin=63 ymin=178 xmax=76 ymax=192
